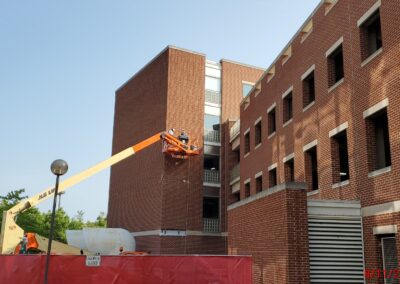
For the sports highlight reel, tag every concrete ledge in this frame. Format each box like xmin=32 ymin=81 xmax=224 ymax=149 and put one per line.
xmin=303 ymin=101 xmax=315 ymax=112
xmin=283 ymin=153 xmax=295 ymax=163
xmin=308 ymin=199 xmax=361 ymax=217
xmin=267 ymin=132 xmax=276 ymax=140
xmin=186 ymin=231 xmax=228 ymax=237
xmin=131 ymin=230 xmax=227 ymax=237
xmin=373 ymin=225 xmax=397 ymax=235
xmin=363 ymin=98 xmax=388 ymax=118
xmin=362 ymin=200 xmax=400 ymax=217
xmin=361 ymin=47 xmax=383 ymax=67
xmin=332 ymin=180 xmax=350 ymax=189
xmin=283 ymin=118 xmax=293 ymax=128
xmin=228 ymin=182 xmax=307 ymax=211
xmin=307 ymin=189 xmax=319 ymax=196
xmin=368 ymin=166 xmax=391 ymax=178
xmin=328 ymin=78 xmax=344 ymax=93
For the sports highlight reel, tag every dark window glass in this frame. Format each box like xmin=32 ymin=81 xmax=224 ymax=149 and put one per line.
xmin=303 ymin=71 xmax=315 ymax=108
xmin=360 ymin=10 xmax=382 ymax=60
xmin=203 ymin=197 xmax=219 ymax=218
xmin=283 ymin=92 xmax=293 ymax=123
xmin=327 ymin=45 xmax=344 ymax=87
xmin=268 ymin=108 xmax=276 ymax=135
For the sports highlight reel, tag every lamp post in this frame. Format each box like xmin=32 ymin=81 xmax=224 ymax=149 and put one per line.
xmin=57 ymin=191 xmax=65 ymax=210
xmin=43 ymin=159 xmax=68 ymax=284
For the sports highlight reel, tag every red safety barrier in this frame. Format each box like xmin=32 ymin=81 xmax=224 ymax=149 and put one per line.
xmin=0 ymin=255 xmax=252 ymax=284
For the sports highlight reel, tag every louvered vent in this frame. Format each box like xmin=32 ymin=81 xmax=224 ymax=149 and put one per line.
xmin=308 ymin=216 xmax=364 ymax=283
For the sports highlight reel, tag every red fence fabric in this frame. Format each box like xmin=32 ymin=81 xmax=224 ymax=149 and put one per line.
xmin=0 ymin=255 xmax=252 ymax=284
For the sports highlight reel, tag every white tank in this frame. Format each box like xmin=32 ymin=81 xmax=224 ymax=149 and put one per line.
xmin=66 ymin=228 xmax=135 ymax=255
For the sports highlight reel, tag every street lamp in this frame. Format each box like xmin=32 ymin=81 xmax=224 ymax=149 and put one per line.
xmin=43 ymin=159 xmax=68 ymax=284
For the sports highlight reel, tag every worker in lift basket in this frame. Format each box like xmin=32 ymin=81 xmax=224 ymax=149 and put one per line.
xmin=168 ymin=128 xmax=175 ymax=135
xmin=178 ymin=130 xmax=189 ymax=144
xmin=19 ymin=234 xmax=28 ymax=254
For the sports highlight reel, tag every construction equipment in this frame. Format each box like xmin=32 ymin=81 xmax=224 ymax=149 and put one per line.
xmin=0 ymin=130 xmax=200 ymax=254
xmin=13 ymin=232 xmax=86 ymax=255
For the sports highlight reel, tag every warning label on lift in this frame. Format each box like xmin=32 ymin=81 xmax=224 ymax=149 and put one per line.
xmin=86 ymin=256 xmax=101 ymax=267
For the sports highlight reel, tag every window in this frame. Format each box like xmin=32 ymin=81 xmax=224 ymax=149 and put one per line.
xmin=327 ymin=44 xmax=344 ymax=88
xmin=283 ymin=92 xmax=293 ymax=123
xmin=305 ymin=146 xmax=318 ymax=191
xmin=284 ymin=159 xmax=294 ymax=182
xmin=381 ymin=236 xmax=399 ymax=284
xmin=268 ymin=107 xmax=276 ymax=135
xmin=203 ymin=155 xmax=219 ymax=184
xmin=203 ymin=155 xmax=219 ymax=171
xmin=360 ymin=9 xmax=382 ymax=61
xmin=269 ymin=168 xmax=277 ymax=188
xmin=255 ymin=120 xmax=262 ymax=146
xmin=242 ymin=83 xmax=253 ymax=97
xmin=205 ymin=90 xmax=221 ymax=105
xmin=303 ymin=71 xmax=315 ymax=108
xmin=366 ymin=108 xmax=391 ymax=172
xmin=331 ymin=130 xmax=350 ymax=184
xmin=205 ymin=76 xmax=221 ymax=92
xmin=244 ymin=182 xmax=250 ymax=198
xmin=204 ymin=114 xmax=220 ymax=130
xmin=203 ymin=197 xmax=219 ymax=219
xmin=255 ymin=176 xmax=263 ymax=193
xmin=244 ymin=132 xmax=250 ymax=155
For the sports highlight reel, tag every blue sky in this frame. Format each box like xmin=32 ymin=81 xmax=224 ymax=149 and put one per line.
xmin=0 ymin=0 xmax=320 ymax=221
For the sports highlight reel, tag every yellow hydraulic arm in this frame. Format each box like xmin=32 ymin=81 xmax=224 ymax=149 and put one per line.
xmin=0 ymin=131 xmax=199 ymax=254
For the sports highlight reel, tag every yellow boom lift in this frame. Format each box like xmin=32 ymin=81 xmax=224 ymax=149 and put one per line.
xmin=0 ymin=130 xmax=199 ymax=254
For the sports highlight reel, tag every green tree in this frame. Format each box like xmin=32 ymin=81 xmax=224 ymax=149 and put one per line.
xmin=85 ymin=211 xmax=107 ymax=228
xmin=0 ymin=189 xmax=45 ymax=235
xmin=1 ymin=189 xmax=108 ymax=245
xmin=0 ymin=189 xmax=27 ymax=207
xmin=68 ymin=210 xmax=84 ymax=230
xmin=42 ymin=208 xmax=71 ymax=243
xmin=94 ymin=211 xmax=107 ymax=227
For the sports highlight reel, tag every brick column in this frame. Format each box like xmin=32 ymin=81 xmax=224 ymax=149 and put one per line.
xmin=227 ymin=183 xmax=309 ymax=284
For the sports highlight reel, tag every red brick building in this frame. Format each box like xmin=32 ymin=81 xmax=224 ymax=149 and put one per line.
xmin=108 ymin=46 xmax=263 ymax=254
xmin=226 ymin=0 xmax=400 ymax=283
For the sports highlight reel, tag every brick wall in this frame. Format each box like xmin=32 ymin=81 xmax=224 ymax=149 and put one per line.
xmin=109 ymin=47 xmax=209 ymax=253
xmin=228 ymin=186 xmax=309 ymax=284
xmin=239 ymin=0 xmax=400 ymax=204
xmin=220 ymin=60 xmax=264 ymax=122
xmin=235 ymin=0 xmax=400 ymax=282
xmin=109 ymin=47 xmax=261 ymax=254
xmin=108 ymin=49 xmax=168 ymax=232
xmin=162 ymin=48 xmax=205 ymax=233
xmin=220 ymin=62 xmax=263 ymax=234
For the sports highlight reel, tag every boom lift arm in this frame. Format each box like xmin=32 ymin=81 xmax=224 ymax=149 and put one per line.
xmin=0 ymin=131 xmax=199 ymax=254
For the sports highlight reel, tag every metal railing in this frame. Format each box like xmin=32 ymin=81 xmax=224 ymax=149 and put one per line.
xmin=204 ymin=129 xmax=220 ymax=143
xmin=230 ymin=119 xmax=240 ymax=141
xmin=203 ymin=218 xmax=219 ymax=233
xmin=205 ymin=90 xmax=221 ymax=105
xmin=204 ymin=169 xmax=220 ymax=184
xmin=229 ymin=164 xmax=240 ymax=183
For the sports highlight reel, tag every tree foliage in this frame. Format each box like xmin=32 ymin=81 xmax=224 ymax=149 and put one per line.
xmin=0 ymin=189 xmax=107 ymax=243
